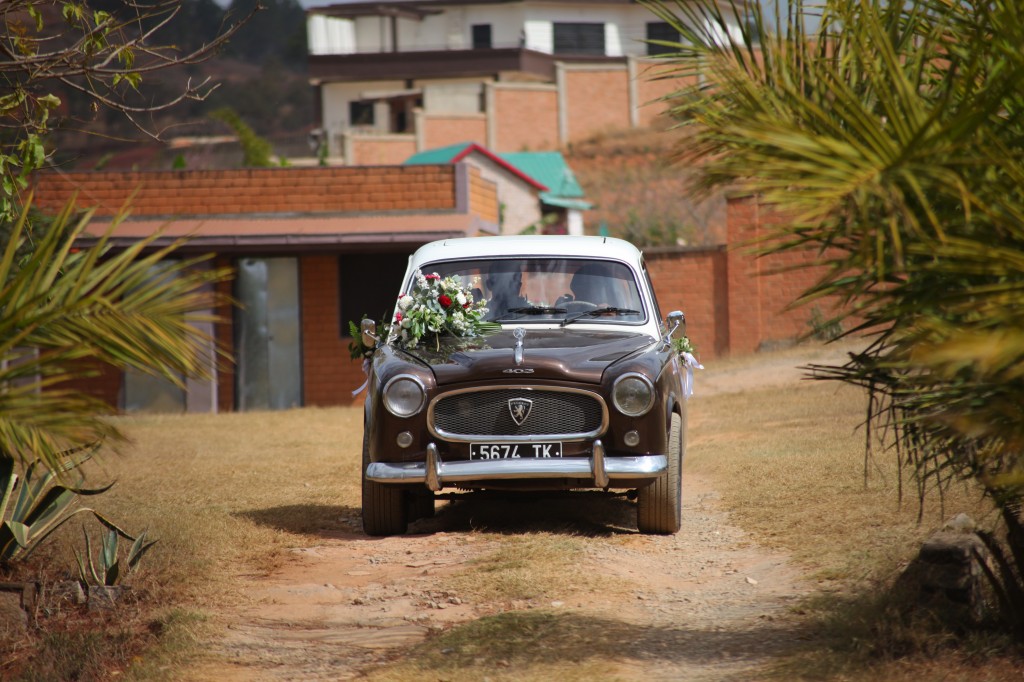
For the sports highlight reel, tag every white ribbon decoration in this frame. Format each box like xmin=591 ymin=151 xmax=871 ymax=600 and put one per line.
xmin=351 ymin=357 xmax=371 ymax=397
xmin=681 ymin=351 xmax=704 ymax=399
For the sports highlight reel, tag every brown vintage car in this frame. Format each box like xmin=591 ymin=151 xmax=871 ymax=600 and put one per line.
xmin=359 ymin=235 xmax=689 ymax=535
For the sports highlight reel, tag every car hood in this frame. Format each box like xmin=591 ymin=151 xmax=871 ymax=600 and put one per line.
xmin=399 ymin=328 xmax=656 ymax=385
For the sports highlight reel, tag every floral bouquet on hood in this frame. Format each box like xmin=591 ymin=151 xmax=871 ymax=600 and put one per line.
xmin=390 ymin=271 xmax=498 ymax=350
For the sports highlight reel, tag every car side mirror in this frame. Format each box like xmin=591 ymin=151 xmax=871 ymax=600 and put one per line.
xmin=361 ymin=318 xmax=379 ymax=349
xmin=664 ymin=310 xmax=685 ymax=344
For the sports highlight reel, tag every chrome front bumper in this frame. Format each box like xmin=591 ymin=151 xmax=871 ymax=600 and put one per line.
xmin=365 ymin=440 xmax=667 ymax=491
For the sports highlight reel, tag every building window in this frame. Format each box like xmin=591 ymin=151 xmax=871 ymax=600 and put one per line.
xmin=349 ymin=100 xmax=375 ymax=127
xmin=472 ymin=24 xmax=492 ymax=49
xmin=553 ymin=23 xmax=605 ymax=55
xmin=339 ymin=253 xmax=410 ymax=335
xmin=646 ymin=22 xmax=679 ymax=56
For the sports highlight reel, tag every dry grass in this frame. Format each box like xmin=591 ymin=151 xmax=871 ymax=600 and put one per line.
xmin=688 ymin=379 xmax=995 ymax=583
xmin=75 ymin=407 xmax=363 ymax=604
xmin=684 ymin=349 xmax=1014 ymax=680
xmin=7 ymin=343 xmax=1020 ymax=679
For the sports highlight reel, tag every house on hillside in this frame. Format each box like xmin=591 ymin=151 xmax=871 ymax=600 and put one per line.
xmin=404 ymin=142 xmax=592 ymax=234
xmin=306 ymin=0 xmax=743 ymax=163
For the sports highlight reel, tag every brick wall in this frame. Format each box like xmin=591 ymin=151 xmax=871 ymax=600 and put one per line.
xmin=646 ymin=246 xmax=729 ymax=358
xmin=468 ymin=167 xmax=500 ymax=225
xmin=32 ymin=166 xmax=459 ymax=216
xmin=562 ymin=67 xmax=631 ymax=142
xmin=633 ymin=60 xmax=698 ymax=128
xmin=725 ymin=194 xmax=840 ymax=354
xmin=300 ymin=255 xmax=367 ymax=406
xmin=422 ymin=114 xmax=488 ymax=150
xmin=61 ymin=360 xmax=124 ymax=410
xmin=492 ymin=85 xmax=560 ymax=151
xmin=348 ymin=136 xmax=418 ymax=166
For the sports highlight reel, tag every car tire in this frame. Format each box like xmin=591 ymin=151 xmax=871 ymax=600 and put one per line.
xmin=637 ymin=411 xmax=682 ymax=534
xmin=361 ymin=435 xmax=408 ymax=536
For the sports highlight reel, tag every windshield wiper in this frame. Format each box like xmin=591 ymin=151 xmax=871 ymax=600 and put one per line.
xmin=501 ymin=305 xmax=567 ymax=317
xmin=561 ymin=307 xmax=641 ymax=327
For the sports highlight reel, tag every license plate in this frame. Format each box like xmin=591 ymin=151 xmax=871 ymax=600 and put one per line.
xmin=470 ymin=442 xmax=562 ymax=460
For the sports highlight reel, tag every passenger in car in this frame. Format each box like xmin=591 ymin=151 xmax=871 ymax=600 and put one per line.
xmin=483 ymin=263 xmax=528 ymax=319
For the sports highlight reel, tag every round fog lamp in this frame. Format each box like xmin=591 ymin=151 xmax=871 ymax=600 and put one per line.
xmin=396 ymin=431 xmax=414 ymax=448
xmin=623 ymin=430 xmax=640 ymax=447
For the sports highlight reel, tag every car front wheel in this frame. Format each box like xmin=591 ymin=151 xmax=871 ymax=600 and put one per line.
xmin=361 ymin=436 xmax=408 ymax=536
xmin=636 ymin=411 xmax=683 ymax=534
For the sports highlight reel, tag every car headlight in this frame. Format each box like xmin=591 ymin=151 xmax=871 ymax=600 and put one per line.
xmin=612 ymin=373 xmax=655 ymax=417
xmin=383 ymin=374 xmax=426 ymax=417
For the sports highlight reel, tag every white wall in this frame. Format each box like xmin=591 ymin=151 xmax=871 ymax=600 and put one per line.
xmin=421 ymin=79 xmax=486 ymax=115
xmin=307 ymin=2 xmax=711 ymax=57
xmin=307 ymin=15 xmax=354 ymax=55
xmin=321 ymin=79 xmax=405 ymax=149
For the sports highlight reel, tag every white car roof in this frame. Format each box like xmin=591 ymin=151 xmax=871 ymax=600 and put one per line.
xmin=410 ymin=235 xmax=643 ymax=266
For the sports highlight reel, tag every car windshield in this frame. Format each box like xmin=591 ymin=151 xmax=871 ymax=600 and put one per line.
xmin=417 ymin=258 xmax=646 ymax=324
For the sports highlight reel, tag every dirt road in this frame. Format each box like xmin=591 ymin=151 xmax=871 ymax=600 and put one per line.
xmin=185 ymin=345 xmax=845 ymax=681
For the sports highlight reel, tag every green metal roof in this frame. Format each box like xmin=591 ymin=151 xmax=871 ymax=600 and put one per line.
xmin=404 ymin=143 xmax=592 ymax=210
xmin=498 ymin=152 xmax=583 ymax=198
xmin=403 ymin=142 xmax=472 ymax=165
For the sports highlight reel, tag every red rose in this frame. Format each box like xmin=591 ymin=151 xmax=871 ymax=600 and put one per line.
xmin=438 ymin=294 xmax=453 ymax=308
xmin=394 ymin=311 xmax=403 ymax=322
xmin=425 ymin=274 xmax=440 ymax=281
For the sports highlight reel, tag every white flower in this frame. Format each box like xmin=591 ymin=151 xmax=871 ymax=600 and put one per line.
xmin=456 ymin=292 xmax=467 ymax=306
xmin=399 ymin=295 xmax=413 ymax=310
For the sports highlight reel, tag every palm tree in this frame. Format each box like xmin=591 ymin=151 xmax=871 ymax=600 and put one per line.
xmin=1 ymin=197 xmax=231 ymax=474
xmin=643 ymin=0 xmax=1024 ymax=631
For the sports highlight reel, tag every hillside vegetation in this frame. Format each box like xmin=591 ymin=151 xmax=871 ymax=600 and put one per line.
xmin=567 ymin=127 xmax=727 ymax=247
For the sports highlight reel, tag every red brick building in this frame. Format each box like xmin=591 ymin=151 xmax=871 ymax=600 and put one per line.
xmin=33 ymin=167 xmax=833 ymax=413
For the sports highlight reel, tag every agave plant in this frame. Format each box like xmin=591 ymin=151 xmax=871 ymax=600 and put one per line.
xmin=645 ymin=0 xmax=1024 ymax=632
xmin=0 ymin=449 xmax=126 ymax=564
xmin=76 ymin=526 xmax=157 ymax=587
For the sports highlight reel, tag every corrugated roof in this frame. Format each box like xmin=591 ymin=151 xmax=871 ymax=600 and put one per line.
xmin=404 ymin=142 xmax=547 ymax=190
xmin=404 ymin=142 xmax=471 ymax=165
xmin=406 ymin=143 xmax=592 ymax=210
xmin=499 ymin=151 xmax=586 ymax=200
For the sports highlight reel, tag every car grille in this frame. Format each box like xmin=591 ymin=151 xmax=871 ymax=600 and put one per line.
xmin=430 ymin=388 xmax=605 ymax=440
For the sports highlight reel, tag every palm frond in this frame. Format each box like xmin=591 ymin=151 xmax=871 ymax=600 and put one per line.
xmin=1 ymin=197 xmax=233 ymax=472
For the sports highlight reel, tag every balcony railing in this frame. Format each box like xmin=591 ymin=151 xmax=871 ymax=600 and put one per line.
xmin=308 ymin=47 xmax=628 ymax=83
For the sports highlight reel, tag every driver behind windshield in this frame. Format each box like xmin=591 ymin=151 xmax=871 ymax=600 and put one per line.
xmin=562 ymin=263 xmax=621 ymax=308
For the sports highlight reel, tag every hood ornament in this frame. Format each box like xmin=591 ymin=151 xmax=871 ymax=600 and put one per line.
xmin=508 ymin=397 xmax=533 ymax=426
xmin=513 ymin=326 xmax=526 ymax=366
